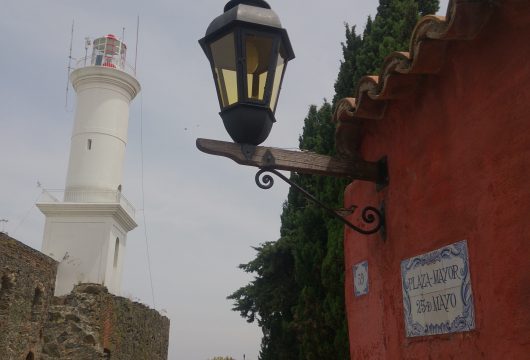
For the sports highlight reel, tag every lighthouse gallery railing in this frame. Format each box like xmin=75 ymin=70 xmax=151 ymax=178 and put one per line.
xmin=41 ymin=189 xmax=136 ymax=217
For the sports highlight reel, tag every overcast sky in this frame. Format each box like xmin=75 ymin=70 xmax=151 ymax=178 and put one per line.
xmin=0 ymin=1 xmax=448 ymax=359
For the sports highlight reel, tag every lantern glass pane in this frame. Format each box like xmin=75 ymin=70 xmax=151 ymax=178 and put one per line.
xmin=270 ymin=44 xmax=287 ymax=112
xmin=210 ymin=33 xmax=238 ymax=107
xmin=245 ymin=34 xmax=273 ymax=102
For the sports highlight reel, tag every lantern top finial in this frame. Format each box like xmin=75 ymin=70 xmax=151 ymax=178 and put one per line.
xmin=204 ymin=1 xmax=285 ymax=39
xmin=224 ymin=0 xmax=270 ymax=12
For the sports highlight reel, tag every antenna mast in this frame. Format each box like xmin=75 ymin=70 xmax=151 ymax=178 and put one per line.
xmin=84 ymin=37 xmax=91 ymax=66
xmin=134 ymin=16 xmax=140 ymax=75
xmin=65 ymin=20 xmax=75 ymax=110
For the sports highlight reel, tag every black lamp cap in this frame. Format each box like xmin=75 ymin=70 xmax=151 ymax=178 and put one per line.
xmin=224 ymin=0 xmax=271 ymax=12
xmin=203 ymin=1 xmax=285 ymax=40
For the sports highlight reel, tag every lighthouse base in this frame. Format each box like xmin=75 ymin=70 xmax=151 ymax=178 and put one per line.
xmin=37 ymin=201 xmax=137 ymax=296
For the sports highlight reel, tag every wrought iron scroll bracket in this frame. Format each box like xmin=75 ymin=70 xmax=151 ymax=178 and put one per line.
xmin=255 ymin=168 xmax=385 ymax=235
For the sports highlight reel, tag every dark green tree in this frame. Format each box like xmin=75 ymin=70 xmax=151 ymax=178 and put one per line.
xmin=227 ymin=239 xmax=299 ymax=360
xmin=228 ymin=1 xmax=439 ymax=359
xmin=418 ymin=0 xmax=440 ymax=15
xmin=333 ymin=25 xmax=362 ymax=104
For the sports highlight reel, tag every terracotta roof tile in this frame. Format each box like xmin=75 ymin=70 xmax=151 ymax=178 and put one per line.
xmin=332 ymin=0 xmax=495 ymax=157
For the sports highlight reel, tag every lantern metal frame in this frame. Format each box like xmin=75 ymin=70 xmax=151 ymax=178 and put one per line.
xmin=199 ymin=0 xmax=295 ymax=145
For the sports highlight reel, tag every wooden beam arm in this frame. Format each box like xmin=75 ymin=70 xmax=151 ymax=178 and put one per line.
xmin=196 ymin=138 xmax=387 ymax=185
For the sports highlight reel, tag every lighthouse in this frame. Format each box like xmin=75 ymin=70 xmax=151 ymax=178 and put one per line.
xmin=37 ymin=34 xmax=140 ymax=296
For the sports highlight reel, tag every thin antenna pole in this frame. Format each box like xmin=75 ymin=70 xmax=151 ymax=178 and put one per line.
xmin=84 ymin=37 xmax=90 ymax=66
xmin=139 ymin=94 xmax=157 ymax=308
xmin=122 ymin=27 xmax=125 ymax=43
xmin=65 ymin=20 xmax=75 ymax=110
xmin=134 ymin=16 xmax=140 ymax=75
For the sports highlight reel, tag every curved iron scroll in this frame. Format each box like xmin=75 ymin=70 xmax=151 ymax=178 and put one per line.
xmin=255 ymin=168 xmax=384 ymax=235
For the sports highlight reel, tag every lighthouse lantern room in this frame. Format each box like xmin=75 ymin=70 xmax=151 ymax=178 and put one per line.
xmin=91 ymin=34 xmax=127 ymax=70
xmin=37 ymin=34 xmax=141 ymax=297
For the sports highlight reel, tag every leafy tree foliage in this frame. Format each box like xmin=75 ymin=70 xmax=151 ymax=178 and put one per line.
xmin=228 ymin=240 xmax=299 ymax=360
xmin=228 ymin=1 xmax=439 ymax=359
xmin=333 ymin=25 xmax=362 ymax=105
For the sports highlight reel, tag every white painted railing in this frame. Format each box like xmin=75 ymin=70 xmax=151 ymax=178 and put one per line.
xmin=41 ymin=189 xmax=135 ymax=217
xmin=74 ymin=56 xmax=136 ymax=76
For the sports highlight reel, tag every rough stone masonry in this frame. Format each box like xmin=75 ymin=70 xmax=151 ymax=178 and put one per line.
xmin=0 ymin=233 xmax=170 ymax=360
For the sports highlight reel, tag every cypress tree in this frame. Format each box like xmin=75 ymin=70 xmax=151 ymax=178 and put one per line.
xmin=333 ymin=25 xmax=362 ymax=104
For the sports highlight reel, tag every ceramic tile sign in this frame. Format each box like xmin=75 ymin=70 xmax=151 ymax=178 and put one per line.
xmin=401 ymin=240 xmax=475 ymax=337
xmin=353 ymin=261 xmax=369 ymax=297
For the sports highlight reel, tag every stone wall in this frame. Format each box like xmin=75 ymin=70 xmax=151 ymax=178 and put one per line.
xmin=0 ymin=234 xmax=170 ymax=360
xmin=0 ymin=232 xmax=58 ymax=360
xmin=42 ymin=284 xmax=169 ymax=360
xmin=109 ymin=294 xmax=170 ymax=359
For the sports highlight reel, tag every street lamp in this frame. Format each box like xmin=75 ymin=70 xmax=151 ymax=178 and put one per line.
xmin=199 ymin=0 xmax=295 ymax=145
xmin=197 ymin=1 xmax=387 ymax=236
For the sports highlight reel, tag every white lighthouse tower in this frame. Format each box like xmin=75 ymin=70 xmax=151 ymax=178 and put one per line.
xmin=37 ymin=34 xmax=140 ymax=296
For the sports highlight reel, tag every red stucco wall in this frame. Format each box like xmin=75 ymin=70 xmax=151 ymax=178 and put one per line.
xmin=344 ymin=6 xmax=530 ymax=360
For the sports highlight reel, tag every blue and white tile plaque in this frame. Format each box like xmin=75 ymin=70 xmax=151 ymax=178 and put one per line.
xmin=401 ymin=240 xmax=475 ymax=337
xmin=353 ymin=261 xmax=369 ymax=297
